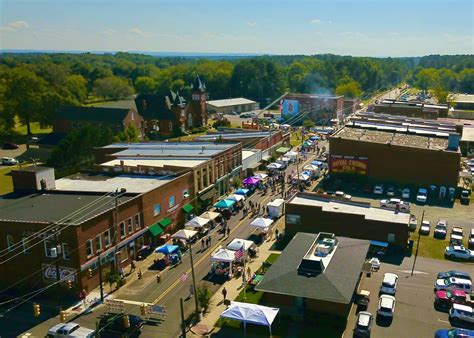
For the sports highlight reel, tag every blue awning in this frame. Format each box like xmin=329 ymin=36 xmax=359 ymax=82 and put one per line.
xmin=370 ymin=240 xmax=389 ymax=248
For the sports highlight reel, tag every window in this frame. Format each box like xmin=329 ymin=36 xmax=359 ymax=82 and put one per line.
xmin=22 ymin=237 xmax=30 ymax=253
xmin=120 ymin=222 xmax=126 ymax=239
xmin=104 ymin=229 xmax=111 ymax=247
xmin=86 ymin=239 xmax=93 ymax=258
xmin=153 ymin=204 xmax=161 ymax=216
xmin=119 ymin=246 xmax=128 ymax=262
xmin=44 ymin=239 xmax=56 ymax=258
xmin=127 ymin=218 xmax=133 ymax=234
xmin=62 ymin=243 xmax=71 ymax=260
xmin=95 ymin=234 xmax=102 ymax=252
xmin=134 ymin=214 xmax=141 ymax=230
xmin=6 ymin=235 xmax=14 ymax=251
xmin=169 ymin=195 xmax=176 ymax=208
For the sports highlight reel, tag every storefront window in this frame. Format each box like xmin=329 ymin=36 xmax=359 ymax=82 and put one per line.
xmin=134 ymin=214 xmax=141 ymax=230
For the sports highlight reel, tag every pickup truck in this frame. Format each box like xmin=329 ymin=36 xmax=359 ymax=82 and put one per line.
xmin=47 ymin=322 xmax=95 ymax=338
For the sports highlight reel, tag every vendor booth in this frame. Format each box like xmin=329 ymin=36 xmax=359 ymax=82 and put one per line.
xmin=171 ymin=229 xmax=198 ymax=241
xmin=243 ymin=176 xmax=260 ymax=186
xmin=234 ymin=188 xmax=250 ymax=196
xmin=228 ymin=194 xmax=245 ymax=202
xmin=227 ymin=238 xmax=258 ymax=260
xmin=185 ymin=216 xmax=211 ymax=228
xmin=155 ymin=244 xmax=181 ymax=267
xmin=220 ymin=302 xmax=280 ymax=335
xmin=267 ymin=199 xmax=285 ymax=218
xmin=214 ymin=199 xmax=236 ymax=209
xmin=200 ymin=211 xmax=221 ymax=221
xmin=211 ymin=247 xmax=236 ymax=278
xmin=253 ymin=173 xmax=268 ymax=181
xmin=267 ymin=163 xmax=283 ymax=170
xmin=250 ymin=217 xmax=274 ymax=232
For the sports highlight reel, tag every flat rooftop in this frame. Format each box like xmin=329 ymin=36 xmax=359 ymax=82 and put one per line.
xmin=195 ymin=131 xmax=274 ymax=141
xmin=101 ymin=158 xmax=209 ymax=169
xmin=242 ymin=150 xmax=257 ymax=161
xmin=450 ymin=94 xmax=474 ymax=103
xmin=206 ymin=98 xmax=257 ymax=107
xmin=255 ymin=232 xmax=369 ymax=304
xmin=102 ymin=142 xmax=238 ymax=158
xmin=461 ymin=127 xmax=474 ymax=142
xmin=55 ymin=174 xmax=175 ymax=193
xmin=332 ymin=126 xmax=450 ymax=150
xmin=0 ymin=192 xmax=133 ymax=224
xmin=287 ymin=93 xmax=343 ymax=99
xmin=289 ymin=195 xmax=410 ymax=224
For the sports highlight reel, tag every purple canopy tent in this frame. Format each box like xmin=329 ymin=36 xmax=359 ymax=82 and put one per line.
xmin=243 ymin=177 xmax=260 ymax=185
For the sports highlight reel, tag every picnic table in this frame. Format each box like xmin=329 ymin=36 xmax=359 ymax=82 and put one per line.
xmin=249 ymin=274 xmax=264 ymax=285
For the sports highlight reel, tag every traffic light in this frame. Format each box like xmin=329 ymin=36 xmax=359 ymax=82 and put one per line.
xmin=88 ymin=268 xmax=93 ymax=279
xmin=66 ymin=279 xmax=73 ymax=289
xmin=59 ymin=310 xmax=67 ymax=322
xmin=33 ymin=303 xmax=40 ymax=317
xmin=140 ymin=303 xmax=147 ymax=316
xmin=122 ymin=315 xmax=130 ymax=329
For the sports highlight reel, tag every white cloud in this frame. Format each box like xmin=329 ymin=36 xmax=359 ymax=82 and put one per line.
xmin=129 ymin=27 xmax=152 ymax=38
xmin=247 ymin=22 xmax=257 ymax=27
xmin=310 ymin=18 xmax=321 ymax=24
xmin=0 ymin=20 xmax=30 ymax=32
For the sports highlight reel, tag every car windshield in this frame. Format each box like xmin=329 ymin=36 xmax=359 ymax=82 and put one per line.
xmin=382 ymin=281 xmax=393 ymax=287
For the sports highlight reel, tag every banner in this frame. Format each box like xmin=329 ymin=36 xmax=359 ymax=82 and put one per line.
xmin=42 ymin=264 xmax=77 ymax=283
xmin=329 ymin=155 xmax=368 ymax=175
xmin=281 ymin=99 xmax=299 ymax=116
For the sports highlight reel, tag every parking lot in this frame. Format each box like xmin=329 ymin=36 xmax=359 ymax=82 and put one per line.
xmin=344 ymin=255 xmax=474 ymax=338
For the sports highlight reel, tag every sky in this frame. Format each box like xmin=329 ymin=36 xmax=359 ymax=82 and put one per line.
xmin=0 ymin=0 xmax=473 ymax=57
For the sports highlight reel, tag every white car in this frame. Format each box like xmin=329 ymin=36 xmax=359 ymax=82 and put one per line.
xmin=373 ymin=184 xmax=384 ymax=195
xmin=377 ymin=295 xmax=396 ymax=317
xmin=401 ymin=188 xmax=410 ymax=199
xmin=1 ymin=157 xmax=18 ymax=166
xmin=450 ymin=227 xmax=464 ymax=244
xmin=369 ymin=257 xmax=381 ymax=271
xmin=386 ymin=186 xmax=395 ymax=196
xmin=47 ymin=322 xmax=95 ymax=337
xmin=444 ymin=246 xmax=474 ymax=261
xmin=416 ymin=188 xmax=428 ymax=203
xmin=354 ymin=311 xmax=373 ymax=336
xmin=449 ymin=303 xmax=474 ymax=325
xmin=434 ymin=219 xmax=447 ymax=239
xmin=380 ymin=198 xmax=410 ymax=212
xmin=419 ymin=220 xmax=431 ymax=235
xmin=380 ymin=273 xmax=399 ymax=295
xmin=435 ymin=277 xmax=472 ymax=293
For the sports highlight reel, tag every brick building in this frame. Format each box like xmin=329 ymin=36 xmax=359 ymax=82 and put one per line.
xmin=0 ymin=168 xmax=194 ymax=292
xmin=283 ymin=94 xmax=344 ymax=123
xmin=372 ymin=99 xmax=448 ymax=119
xmin=285 ymin=193 xmax=410 ymax=248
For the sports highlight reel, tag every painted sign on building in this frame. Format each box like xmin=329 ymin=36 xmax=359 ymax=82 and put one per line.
xmin=42 ymin=264 xmax=77 ymax=283
xmin=281 ymin=100 xmax=299 ymax=116
xmin=329 ymin=155 xmax=368 ymax=175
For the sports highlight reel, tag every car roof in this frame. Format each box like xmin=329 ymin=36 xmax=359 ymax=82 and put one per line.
xmin=450 ymin=277 xmax=472 ymax=285
xmin=452 ymin=303 xmax=473 ymax=312
xmin=357 ymin=311 xmax=372 ymax=325
xmin=380 ymin=295 xmax=395 ymax=307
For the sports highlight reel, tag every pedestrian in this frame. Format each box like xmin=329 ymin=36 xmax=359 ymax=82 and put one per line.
xmin=201 ymin=238 xmax=205 ymax=251
xmin=208 ymin=236 xmax=212 ymax=247
xmin=79 ymin=289 xmax=87 ymax=306
xmin=130 ymin=259 xmax=136 ymax=273
xmin=226 ymin=227 xmax=230 ymax=237
xmin=156 ymin=273 xmax=161 ymax=284
xmin=222 ymin=287 xmax=227 ymax=302
xmin=275 ymin=228 xmax=279 ymax=240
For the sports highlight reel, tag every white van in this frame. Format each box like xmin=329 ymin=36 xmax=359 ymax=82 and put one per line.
xmin=47 ymin=322 xmax=95 ymax=338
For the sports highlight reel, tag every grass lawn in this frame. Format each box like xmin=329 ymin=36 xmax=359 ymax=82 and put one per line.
xmin=265 ymin=253 xmax=280 ymax=264
xmin=14 ymin=117 xmax=52 ymax=135
xmin=410 ymin=231 xmax=469 ymax=260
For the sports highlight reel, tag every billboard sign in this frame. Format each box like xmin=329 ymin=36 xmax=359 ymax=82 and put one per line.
xmin=281 ymin=99 xmax=299 ymax=116
xmin=329 ymin=155 xmax=368 ymax=175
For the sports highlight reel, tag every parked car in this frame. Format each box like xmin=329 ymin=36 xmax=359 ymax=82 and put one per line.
xmin=353 ymin=311 xmax=373 ymax=337
xmin=420 ymin=220 xmax=431 ymax=235
xmin=380 ymin=198 xmax=410 ymax=212
xmin=435 ymin=277 xmax=473 ymax=293
xmin=2 ymin=142 xmax=19 ymax=150
xmin=445 ymin=246 xmax=474 ymax=261
xmin=402 ymin=188 xmax=410 ymax=199
xmin=435 ymin=328 xmax=474 ymax=338
xmin=469 ymin=228 xmax=474 ymax=250
xmin=377 ymin=295 xmax=396 ymax=318
xmin=97 ymin=314 xmax=144 ymax=337
xmin=1 ymin=157 xmax=19 ymax=166
xmin=449 ymin=303 xmax=474 ymax=325
xmin=380 ymin=273 xmax=399 ymax=295
xmin=369 ymin=257 xmax=381 ymax=271
xmin=434 ymin=219 xmax=448 ymax=239
xmin=434 ymin=289 xmax=470 ymax=310
xmin=437 ymin=271 xmax=472 ymax=281
xmin=450 ymin=227 xmax=464 ymax=245
xmin=416 ymin=188 xmax=428 ymax=203
xmin=373 ymin=184 xmax=384 ymax=195
xmin=47 ymin=322 xmax=95 ymax=338
xmin=460 ymin=190 xmax=471 ymax=205
xmin=386 ymin=186 xmax=395 ymax=196
xmin=409 ymin=214 xmax=417 ymax=231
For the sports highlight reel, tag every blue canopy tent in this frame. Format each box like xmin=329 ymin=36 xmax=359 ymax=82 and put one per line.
xmin=310 ymin=136 xmax=321 ymax=141
xmin=235 ymin=188 xmax=250 ymax=196
xmin=155 ymin=244 xmax=179 ymax=254
xmin=214 ymin=199 xmax=236 ymax=209
xmin=311 ymin=160 xmax=323 ymax=166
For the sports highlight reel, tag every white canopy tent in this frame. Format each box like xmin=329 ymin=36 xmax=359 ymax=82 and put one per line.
xmin=284 ymin=150 xmax=298 ymax=158
xmin=253 ymin=173 xmax=268 ymax=180
xmin=293 ymin=173 xmax=310 ymax=181
xmin=171 ymin=229 xmax=198 ymax=240
xmin=303 ymin=164 xmax=318 ymax=171
xmin=267 ymin=163 xmax=283 ymax=170
xmin=250 ymin=217 xmax=274 ymax=231
xmin=227 ymin=238 xmax=256 ymax=252
xmin=211 ymin=248 xmax=236 ymax=262
xmin=200 ymin=211 xmax=221 ymax=220
xmin=185 ymin=216 xmax=211 ymax=228
xmin=220 ymin=301 xmax=280 ymax=335
xmin=228 ymin=194 xmax=245 ymax=202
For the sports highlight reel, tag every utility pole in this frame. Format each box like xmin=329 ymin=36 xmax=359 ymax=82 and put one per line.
xmin=54 ymin=229 xmax=62 ymax=308
xmin=97 ymin=250 xmax=104 ymax=302
xmin=113 ymin=188 xmax=126 ymax=273
xmin=180 ymin=298 xmax=187 ymax=338
xmin=188 ymin=243 xmax=200 ymax=320
xmin=411 ymin=210 xmax=425 ymax=276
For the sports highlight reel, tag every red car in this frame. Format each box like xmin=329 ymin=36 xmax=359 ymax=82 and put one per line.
xmin=435 ymin=289 xmax=468 ymax=309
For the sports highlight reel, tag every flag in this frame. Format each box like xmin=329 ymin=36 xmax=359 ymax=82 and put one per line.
xmin=234 ymin=246 xmax=244 ymax=261
xmin=179 ymin=272 xmax=188 ymax=282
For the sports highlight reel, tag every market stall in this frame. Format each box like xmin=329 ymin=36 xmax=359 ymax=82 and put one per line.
xmin=250 ymin=217 xmax=274 ymax=234
xmin=214 ymin=199 xmax=236 ymax=209
xmin=267 ymin=162 xmax=283 ymax=171
xmin=185 ymin=216 xmax=211 ymax=228
xmin=253 ymin=173 xmax=268 ymax=181
xmin=211 ymin=247 xmax=236 ymax=278
xmin=242 ymin=176 xmax=260 ymax=186
xmin=220 ymin=302 xmax=280 ymax=335
xmin=171 ymin=229 xmax=198 ymax=241
xmin=284 ymin=151 xmax=298 ymax=160
xmin=228 ymin=194 xmax=245 ymax=202
xmin=200 ymin=211 xmax=221 ymax=221
xmin=155 ymin=244 xmax=181 ymax=267
xmin=267 ymin=199 xmax=285 ymax=218
xmin=227 ymin=238 xmax=258 ymax=260
xmin=234 ymin=188 xmax=250 ymax=196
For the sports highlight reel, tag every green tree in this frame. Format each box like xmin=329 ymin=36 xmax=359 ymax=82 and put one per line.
xmin=93 ymin=76 xmax=133 ymax=100
xmin=196 ymin=286 xmax=212 ymax=314
xmin=134 ymin=76 xmax=156 ymax=93
xmin=64 ymin=74 xmax=88 ymax=102
xmin=3 ymin=67 xmax=48 ymax=136
xmin=232 ymin=177 xmax=242 ymax=189
xmin=115 ymin=124 xmax=140 ymax=143
xmin=415 ymin=68 xmax=437 ymax=91
xmin=458 ymin=69 xmax=474 ymax=93
xmin=335 ymin=80 xmax=362 ymax=98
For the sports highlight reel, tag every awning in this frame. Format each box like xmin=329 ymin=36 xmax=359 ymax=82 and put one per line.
xmin=276 ymin=147 xmax=290 ymax=154
xmin=159 ymin=217 xmax=172 ymax=228
xmin=370 ymin=240 xmax=389 ymax=248
xmin=149 ymin=223 xmax=164 ymax=237
xmin=199 ymin=187 xmax=217 ymax=201
xmin=182 ymin=203 xmax=194 ymax=213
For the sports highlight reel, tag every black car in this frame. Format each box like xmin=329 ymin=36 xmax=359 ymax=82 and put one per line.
xmin=97 ymin=314 xmax=144 ymax=337
xmin=2 ymin=142 xmax=19 ymax=150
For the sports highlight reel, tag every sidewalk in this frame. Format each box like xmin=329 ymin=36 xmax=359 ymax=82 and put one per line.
xmin=190 ymin=218 xmax=285 ymax=337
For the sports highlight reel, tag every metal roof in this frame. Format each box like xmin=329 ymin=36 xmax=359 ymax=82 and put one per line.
xmin=206 ymin=98 xmax=257 ymax=108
